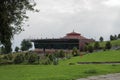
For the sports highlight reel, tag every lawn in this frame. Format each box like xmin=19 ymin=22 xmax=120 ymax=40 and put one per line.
xmin=0 ymin=50 xmax=120 ymax=80
xmin=60 ymin=50 xmax=120 ymax=65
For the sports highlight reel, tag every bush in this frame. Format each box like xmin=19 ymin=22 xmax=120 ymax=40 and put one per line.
xmin=105 ymin=41 xmax=112 ymax=50
xmin=59 ymin=50 xmax=65 ymax=58
xmin=14 ymin=54 xmax=24 ymax=64
xmin=88 ymin=45 xmax=93 ymax=53
xmin=41 ymin=57 xmax=51 ymax=65
xmin=24 ymin=52 xmax=30 ymax=60
xmin=3 ymin=54 xmax=13 ymax=60
xmin=48 ymin=54 xmax=54 ymax=61
xmin=0 ymin=59 xmax=13 ymax=65
xmin=53 ymin=58 xmax=58 ymax=65
xmin=28 ymin=53 xmax=37 ymax=64
xmin=72 ymin=47 xmax=79 ymax=56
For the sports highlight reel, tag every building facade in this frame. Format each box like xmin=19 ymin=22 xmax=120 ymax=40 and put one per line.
xmin=31 ymin=31 xmax=94 ymax=52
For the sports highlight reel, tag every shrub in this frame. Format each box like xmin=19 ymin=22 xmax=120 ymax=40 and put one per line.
xmin=94 ymin=42 xmax=100 ymax=50
xmin=14 ymin=54 xmax=24 ymax=64
xmin=53 ymin=58 xmax=58 ymax=65
xmin=24 ymin=52 xmax=30 ymax=60
xmin=59 ymin=50 xmax=65 ymax=58
xmin=48 ymin=54 xmax=54 ymax=61
xmin=3 ymin=54 xmax=13 ymax=60
xmin=28 ymin=53 xmax=37 ymax=64
xmin=42 ymin=57 xmax=51 ymax=65
xmin=0 ymin=59 xmax=13 ymax=65
xmin=72 ymin=47 xmax=79 ymax=56
xmin=105 ymin=41 xmax=112 ymax=50
xmin=88 ymin=45 xmax=93 ymax=53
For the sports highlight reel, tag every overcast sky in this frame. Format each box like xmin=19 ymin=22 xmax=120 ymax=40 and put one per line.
xmin=12 ymin=0 xmax=120 ymax=49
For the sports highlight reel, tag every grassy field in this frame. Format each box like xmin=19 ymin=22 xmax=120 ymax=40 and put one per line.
xmin=60 ymin=50 xmax=120 ymax=65
xmin=0 ymin=50 xmax=120 ymax=80
xmin=90 ymin=40 xmax=120 ymax=48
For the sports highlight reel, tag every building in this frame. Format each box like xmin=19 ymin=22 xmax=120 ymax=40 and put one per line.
xmin=31 ymin=31 xmax=94 ymax=53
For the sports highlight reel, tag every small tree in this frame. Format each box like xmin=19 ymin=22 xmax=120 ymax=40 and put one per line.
xmin=114 ymin=35 xmax=118 ymax=40
xmin=72 ymin=47 xmax=79 ymax=56
xmin=110 ymin=35 xmax=114 ymax=41
xmin=94 ymin=42 xmax=100 ymax=50
xmin=99 ymin=36 xmax=104 ymax=42
xmin=118 ymin=34 xmax=120 ymax=39
xmin=21 ymin=39 xmax=32 ymax=51
xmin=105 ymin=41 xmax=112 ymax=50
xmin=15 ymin=46 xmax=19 ymax=52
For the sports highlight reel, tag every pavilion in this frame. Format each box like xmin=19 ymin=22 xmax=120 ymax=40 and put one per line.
xmin=30 ymin=31 xmax=94 ymax=53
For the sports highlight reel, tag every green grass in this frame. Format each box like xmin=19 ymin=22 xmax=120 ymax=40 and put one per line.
xmin=0 ymin=50 xmax=120 ymax=80
xmin=0 ymin=64 xmax=120 ymax=80
xmin=90 ymin=40 xmax=120 ymax=48
xmin=60 ymin=50 xmax=120 ymax=65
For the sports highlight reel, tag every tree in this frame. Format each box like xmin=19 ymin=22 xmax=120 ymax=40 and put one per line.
xmin=114 ymin=35 xmax=118 ymax=40
xmin=21 ymin=39 xmax=32 ymax=51
xmin=99 ymin=36 xmax=103 ymax=42
xmin=105 ymin=41 xmax=112 ymax=50
xmin=0 ymin=0 xmax=37 ymax=53
xmin=15 ymin=46 xmax=19 ymax=52
xmin=118 ymin=34 xmax=120 ymax=39
xmin=110 ymin=35 xmax=114 ymax=41
xmin=94 ymin=42 xmax=100 ymax=50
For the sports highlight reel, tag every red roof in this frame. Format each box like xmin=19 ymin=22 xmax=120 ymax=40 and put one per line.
xmin=66 ymin=31 xmax=81 ymax=36
xmin=63 ymin=31 xmax=87 ymax=39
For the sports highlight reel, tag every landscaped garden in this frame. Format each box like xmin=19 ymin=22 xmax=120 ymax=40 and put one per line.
xmin=0 ymin=50 xmax=120 ymax=80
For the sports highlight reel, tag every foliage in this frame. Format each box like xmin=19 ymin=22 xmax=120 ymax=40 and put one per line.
xmin=118 ymin=34 xmax=120 ymax=39
xmin=83 ymin=45 xmax=88 ymax=52
xmin=15 ymin=46 xmax=19 ymax=52
xmin=1 ymin=50 xmax=120 ymax=80
xmin=110 ymin=35 xmax=118 ymax=41
xmin=53 ymin=58 xmax=59 ymax=65
xmin=99 ymin=36 xmax=103 ymax=42
xmin=94 ymin=41 xmax=100 ymax=50
xmin=28 ymin=53 xmax=37 ymax=64
xmin=72 ymin=47 xmax=79 ymax=56
xmin=105 ymin=41 xmax=112 ymax=50
xmin=110 ymin=35 xmax=115 ymax=41
xmin=88 ymin=45 xmax=93 ymax=53
xmin=0 ymin=0 xmax=37 ymax=53
xmin=14 ymin=54 xmax=24 ymax=64
xmin=41 ymin=57 xmax=51 ymax=65
xmin=3 ymin=53 xmax=13 ymax=60
xmin=21 ymin=39 xmax=32 ymax=51
xmin=59 ymin=50 xmax=65 ymax=58
xmin=24 ymin=52 xmax=30 ymax=60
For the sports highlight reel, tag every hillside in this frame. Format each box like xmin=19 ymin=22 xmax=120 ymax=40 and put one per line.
xmin=90 ymin=40 xmax=120 ymax=48
xmin=60 ymin=50 xmax=120 ymax=65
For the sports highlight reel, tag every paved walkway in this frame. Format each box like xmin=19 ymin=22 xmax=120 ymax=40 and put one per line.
xmin=77 ymin=73 xmax=120 ymax=80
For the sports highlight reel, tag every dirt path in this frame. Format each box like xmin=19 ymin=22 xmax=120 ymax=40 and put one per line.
xmin=77 ymin=73 xmax=120 ymax=80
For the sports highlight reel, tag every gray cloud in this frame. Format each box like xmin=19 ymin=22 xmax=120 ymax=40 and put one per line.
xmin=13 ymin=0 xmax=120 ymax=49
